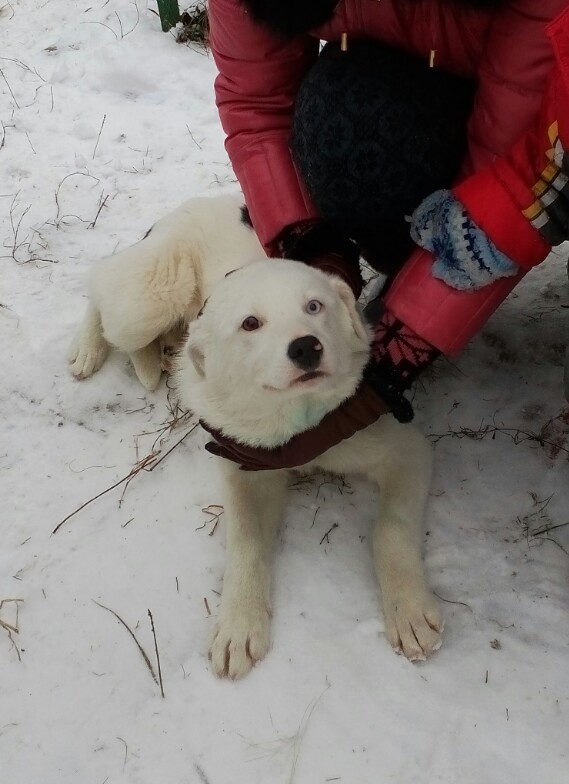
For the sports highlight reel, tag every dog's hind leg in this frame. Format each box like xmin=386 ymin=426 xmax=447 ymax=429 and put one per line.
xmin=368 ymin=425 xmax=443 ymax=661
xmin=209 ymin=463 xmax=287 ymax=679
xmin=68 ymin=303 xmax=110 ymax=379
xmin=93 ymin=239 xmax=197 ymax=355
xmin=129 ymin=340 xmax=163 ymax=391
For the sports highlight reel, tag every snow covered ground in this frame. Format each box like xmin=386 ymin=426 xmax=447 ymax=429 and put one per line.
xmin=1 ymin=2 xmax=568 ymax=782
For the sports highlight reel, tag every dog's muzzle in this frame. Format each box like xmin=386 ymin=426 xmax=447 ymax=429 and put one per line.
xmin=287 ymin=335 xmax=323 ymax=371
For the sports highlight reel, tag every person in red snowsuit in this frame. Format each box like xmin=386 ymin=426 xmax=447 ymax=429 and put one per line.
xmin=204 ymin=0 xmax=569 ymax=469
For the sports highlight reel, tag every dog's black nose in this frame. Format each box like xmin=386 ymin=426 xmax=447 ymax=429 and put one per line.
xmin=287 ymin=335 xmax=323 ymax=371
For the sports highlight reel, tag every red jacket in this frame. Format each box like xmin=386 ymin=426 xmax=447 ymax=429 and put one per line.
xmin=209 ymin=0 xmax=569 ymax=353
xmin=385 ymin=7 xmax=569 ymax=352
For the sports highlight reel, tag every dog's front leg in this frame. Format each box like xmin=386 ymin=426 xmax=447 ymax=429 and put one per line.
xmin=209 ymin=462 xmax=287 ymax=679
xmin=368 ymin=427 xmax=443 ymax=661
xmin=68 ymin=303 xmax=110 ymax=379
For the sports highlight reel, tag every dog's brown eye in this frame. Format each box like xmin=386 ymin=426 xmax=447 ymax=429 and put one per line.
xmin=306 ymin=299 xmax=323 ymax=315
xmin=242 ymin=316 xmax=261 ymax=331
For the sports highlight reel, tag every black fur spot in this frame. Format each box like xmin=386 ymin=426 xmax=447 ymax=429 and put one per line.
xmin=240 ymin=204 xmax=254 ymax=228
xmin=240 ymin=0 xmax=338 ymax=38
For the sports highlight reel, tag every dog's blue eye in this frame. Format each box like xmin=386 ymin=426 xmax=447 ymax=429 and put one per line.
xmin=306 ymin=299 xmax=323 ymax=314
xmin=242 ymin=316 xmax=261 ymax=331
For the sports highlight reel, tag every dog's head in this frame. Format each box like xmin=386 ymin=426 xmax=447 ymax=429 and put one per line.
xmin=175 ymin=260 xmax=371 ymax=447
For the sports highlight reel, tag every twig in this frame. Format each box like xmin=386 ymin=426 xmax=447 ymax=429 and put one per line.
xmin=0 ymin=66 xmax=19 ymax=108
xmin=0 ymin=599 xmax=23 ymax=662
xmin=148 ymin=609 xmax=165 ymax=698
xmin=534 ymin=536 xmax=569 ymax=557
xmin=53 ymin=171 xmax=100 ymax=228
xmin=0 ymin=598 xmax=23 ymax=633
xmin=197 ymin=504 xmax=223 ymax=535
xmin=8 ymin=197 xmax=30 ymax=254
xmin=147 ymin=424 xmax=198 ymax=472
xmin=428 ymin=422 xmax=569 ymax=457
xmin=25 ymin=132 xmax=36 ymax=154
xmin=119 ymin=453 xmax=156 ymax=506
xmin=115 ymin=10 xmax=123 ymax=38
xmin=433 ymin=591 xmax=473 ymax=613
xmin=319 ymin=523 xmax=339 ymax=545
xmin=0 ymin=56 xmax=41 ymax=77
xmin=316 ymin=474 xmax=352 ymax=499
xmin=1 ymin=196 xmax=54 ymax=264
xmin=94 ymin=601 xmax=158 ymax=685
xmin=186 ymin=124 xmax=203 ymax=150
xmin=532 ymin=520 xmax=569 ymax=537
xmin=116 ymin=737 xmax=128 ymax=772
xmin=53 ymin=423 xmax=198 ymax=533
xmin=20 ymin=83 xmax=43 ymax=109
xmin=203 ymin=597 xmax=211 ymax=616
xmin=82 ymin=20 xmax=118 ymax=40
xmin=89 ymin=192 xmax=109 ymax=229
xmin=92 ymin=114 xmax=107 ymax=159
xmin=114 ymin=2 xmax=140 ymax=39
xmin=513 ymin=492 xmax=567 ymax=549
xmin=53 ymin=455 xmax=156 ymax=534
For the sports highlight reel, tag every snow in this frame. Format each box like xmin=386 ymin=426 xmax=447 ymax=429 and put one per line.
xmin=1 ymin=2 xmax=568 ymax=783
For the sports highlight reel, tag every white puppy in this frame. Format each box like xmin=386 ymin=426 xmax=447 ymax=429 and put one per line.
xmin=70 ymin=194 xmax=442 ymax=679
xmin=175 ymin=261 xmax=442 ymax=679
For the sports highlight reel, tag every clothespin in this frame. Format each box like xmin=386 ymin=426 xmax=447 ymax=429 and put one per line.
xmin=429 ymin=49 xmax=437 ymax=68
xmin=341 ymin=32 xmax=348 ymax=52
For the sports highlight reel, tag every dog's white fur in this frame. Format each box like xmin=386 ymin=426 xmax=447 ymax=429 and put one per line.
xmin=178 ymin=260 xmax=372 ymax=446
xmin=68 ymin=195 xmax=264 ymax=390
xmin=70 ymin=193 xmax=443 ymax=679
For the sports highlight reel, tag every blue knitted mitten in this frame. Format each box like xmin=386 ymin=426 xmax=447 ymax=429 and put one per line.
xmin=410 ymin=190 xmax=519 ymax=290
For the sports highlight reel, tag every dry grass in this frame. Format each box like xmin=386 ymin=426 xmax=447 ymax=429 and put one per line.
xmin=428 ymin=413 xmax=569 ymax=461
xmin=242 ymin=683 xmax=330 ymax=783
xmin=94 ymin=601 xmax=162 ymax=692
xmin=54 ymin=402 xmax=198 ymax=534
xmin=176 ymin=3 xmax=209 ymax=49
xmin=514 ymin=492 xmax=569 ymax=555
xmin=0 ymin=599 xmax=24 ymax=661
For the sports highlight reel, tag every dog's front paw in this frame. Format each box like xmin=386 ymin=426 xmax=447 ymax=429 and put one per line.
xmin=68 ymin=333 xmax=109 ymax=379
xmin=383 ymin=589 xmax=443 ymax=662
xmin=209 ymin=607 xmax=271 ymax=679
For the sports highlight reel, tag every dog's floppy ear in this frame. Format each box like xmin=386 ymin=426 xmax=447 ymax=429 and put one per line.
xmin=186 ymin=319 xmax=208 ymax=377
xmin=328 ymin=278 xmax=370 ymax=345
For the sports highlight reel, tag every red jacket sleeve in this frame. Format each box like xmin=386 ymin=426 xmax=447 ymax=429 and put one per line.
xmin=208 ymin=0 xmax=320 ymax=247
xmin=464 ymin=0 xmax=569 ymax=174
xmin=455 ymin=74 xmax=564 ymax=267
xmin=386 ymin=3 xmax=569 ymax=356
xmin=387 ymin=46 xmax=569 ymax=355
